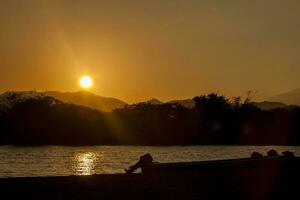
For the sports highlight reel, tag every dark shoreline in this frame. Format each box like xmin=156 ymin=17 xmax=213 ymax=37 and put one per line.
xmin=1 ymin=170 xmax=299 ymax=200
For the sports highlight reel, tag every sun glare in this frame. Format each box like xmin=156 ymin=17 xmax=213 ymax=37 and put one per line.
xmin=79 ymin=75 xmax=93 ymax=89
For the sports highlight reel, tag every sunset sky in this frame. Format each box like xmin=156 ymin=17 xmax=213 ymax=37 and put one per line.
xmin=0 ymin=0 xmax=299 ymax=103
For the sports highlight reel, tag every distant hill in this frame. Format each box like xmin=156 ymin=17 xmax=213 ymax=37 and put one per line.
xmin=0 ymin=91 xmax=127 ymax=112
xmin=0 ymin=91 xmax=42 ymax=108
xmin=269 ymin=88 xmax=300 ymax=105
xmin=147 ymin=98 xmax=163 ymax=105
xmin=45 ymin=91 xmax=127 ymax=112
xmin=168 ymin=99 xmax=195 ymax=108
xmin=1 ymin=91 xmax=294 ymax=112
xmin=142 ymin=98 xmax=195 ymax=108
xmin=254 ymin=101 xmax=287 ymax=110
xmin=167 ymin=98 xmax=287 ymax=110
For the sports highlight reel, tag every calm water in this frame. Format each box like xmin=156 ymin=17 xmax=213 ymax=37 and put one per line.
xmin=0 ymin=145 xmax=299 ymax=178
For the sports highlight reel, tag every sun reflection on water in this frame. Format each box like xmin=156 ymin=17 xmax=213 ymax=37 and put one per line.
xmin=74 ymin=152 xmax=97 ymax=175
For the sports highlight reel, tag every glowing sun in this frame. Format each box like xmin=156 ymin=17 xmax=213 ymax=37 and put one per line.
xmin=79 ymin=75 xmax=93 ymax=89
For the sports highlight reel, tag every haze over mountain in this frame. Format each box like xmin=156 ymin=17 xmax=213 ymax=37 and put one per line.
xmin=253 ymin=101 xmax=287 ymax=110
xmin=0 ymin=91 xmax=127 ymax=112
xmin=143 ymin=98 xmax=195 ymax=108
xmin=269 ymin=88 xmax=300 ymax=106
xmin=146 ymin=98 xmax=163 ymax=105
xmin=45 ymin=88 xmax=300 ymax=110
xmin=169 ymin=99 xmax=195 ymax=108
xmin=0 ymin=90 xmax=296 ymax=112
xmin=45 ymin=91 xmax=127 ymax=112
xmin=145 ymin=97 xmax=287 ymax=110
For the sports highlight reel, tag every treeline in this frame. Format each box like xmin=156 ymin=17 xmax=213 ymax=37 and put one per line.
xmin=0 ymin=93 xmax=300 ymax=145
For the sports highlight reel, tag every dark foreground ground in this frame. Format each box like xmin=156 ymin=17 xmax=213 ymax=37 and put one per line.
xmin=1 ymin=168 xmax=300 ymax=200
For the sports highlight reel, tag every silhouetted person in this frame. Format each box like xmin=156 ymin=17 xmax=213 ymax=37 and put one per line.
xmin=282 ymin=151 xmax=295 ymax=158
xmin=125 ymin=153 xmax=153 ymax=174
xmin=251 ymin=151 xmax=263 ymax=159
xmin=267 ymin=149 xmax=278 ymax=157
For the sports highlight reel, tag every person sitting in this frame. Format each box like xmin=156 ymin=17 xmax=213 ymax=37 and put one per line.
xmin=251 ymin=151 xmax=263 ymax=159
xmin=282 ymin=151 xmax=295 ymax=158
xmin=267 ymin=149 xmax=278 ymax=157
xmin=125 ymin=153 xmax=153 ymax=174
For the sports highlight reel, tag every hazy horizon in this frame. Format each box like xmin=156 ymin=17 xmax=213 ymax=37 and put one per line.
xmin=1 ymin=88 xmax=299 ymax=105
xmin=1 ymin=0 xmax=300 ymax=103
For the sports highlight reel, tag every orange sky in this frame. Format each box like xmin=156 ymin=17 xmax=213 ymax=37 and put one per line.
xmin=0 ymin=0 xmax=300 ymax=103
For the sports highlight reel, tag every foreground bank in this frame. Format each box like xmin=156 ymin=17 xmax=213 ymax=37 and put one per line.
xmin=1 ymin=168 xmax=300 ymax=200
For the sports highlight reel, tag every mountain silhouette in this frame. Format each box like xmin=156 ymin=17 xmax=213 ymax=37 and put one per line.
xmin=1 ymin=91 xmax=294 ymax=112
xmin=147 ymin=98 xmax=163 ymax=105
xmin=0 ymin=91 xmax=127 ymax=112
xmin=253 ymin=101 xmax=287 ymax=110
xmin=44 ymin=91 xmax=127 ymax=112
xmin=0 ymin=91 xmax=43 ymax=108
xmin=269 ymin=88 xmax=300 ymax=105
xmin=136 ymin=98 xmax=289 ymax=110
xmin=168 ymin=99 xmax=195 ymax=108
xmin=141 ymin=98 xmax=195 ymax=108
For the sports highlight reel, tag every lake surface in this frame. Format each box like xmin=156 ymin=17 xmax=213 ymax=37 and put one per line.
xmin=0 ymin=145 xmax=299 ymax=178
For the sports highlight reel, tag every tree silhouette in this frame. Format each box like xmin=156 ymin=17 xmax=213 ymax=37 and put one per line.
xmin=0 ymin=93 xmax=299 ymax=145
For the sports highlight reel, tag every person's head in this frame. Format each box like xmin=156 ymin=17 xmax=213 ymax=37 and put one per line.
xmin=140 ymin=153 xmax=153 ymax=163
xmin=282 ymin=151 xmax=295 ymax=158
xmin=267 ymin=149 xmax=278 ymax=157
xmin=251 ymin=152 xmax=263 ymax=159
